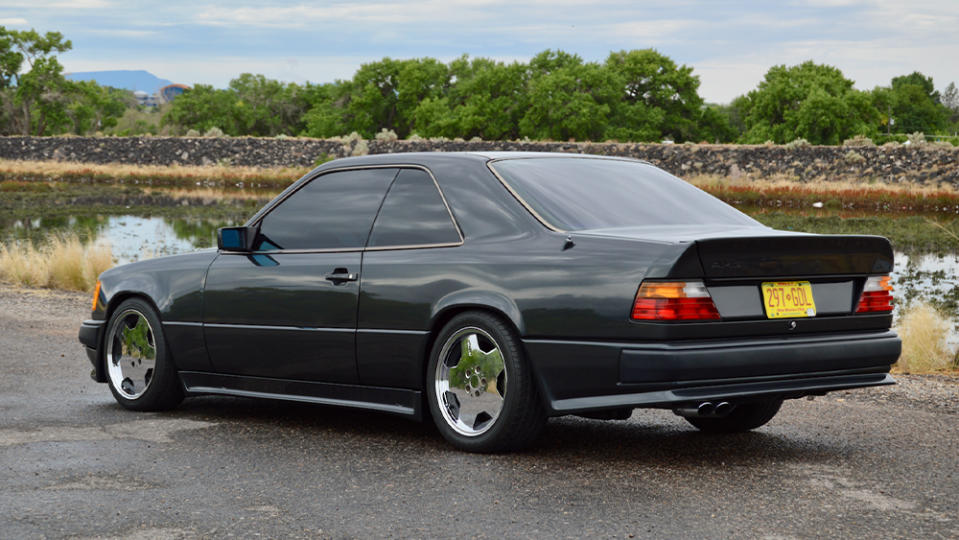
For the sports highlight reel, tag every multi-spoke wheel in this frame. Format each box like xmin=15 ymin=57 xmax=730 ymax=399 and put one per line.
xmin=103 ymin=298 xmax=183 ymax=411
xmin=427 ymin=312 xmax=545 ymax=453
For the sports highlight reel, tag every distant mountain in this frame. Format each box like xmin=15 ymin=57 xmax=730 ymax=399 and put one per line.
xmin=65 ymin=70 xmax=173 ymax=94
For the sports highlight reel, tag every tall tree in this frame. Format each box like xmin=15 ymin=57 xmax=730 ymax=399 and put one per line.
xmin=882 ymin=71 xmax=950 ymax=134
xmin=604 ymin=49 xmax=704 ymax=142
xmin=737 ymin=61 xmax=878 ymax=144
xmin=0 ymin=26 xmax=75 ymax=135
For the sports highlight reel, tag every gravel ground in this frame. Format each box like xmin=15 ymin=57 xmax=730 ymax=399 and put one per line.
xmin=1 ymin=284 xmax=957 ymax=539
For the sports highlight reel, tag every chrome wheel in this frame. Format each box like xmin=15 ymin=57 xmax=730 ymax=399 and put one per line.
xmin=434 ymin=327 xmax=507 ymax=437
xmin=106 ymin=308 xmax=157 ymax=400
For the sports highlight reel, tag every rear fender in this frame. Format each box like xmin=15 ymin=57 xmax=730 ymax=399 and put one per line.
xmin=431 ymin=289 xmax=525 ymax=336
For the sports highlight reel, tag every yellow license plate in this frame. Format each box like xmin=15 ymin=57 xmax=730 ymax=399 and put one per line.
xmin=761 ymin=281 xmax=816 ymax=319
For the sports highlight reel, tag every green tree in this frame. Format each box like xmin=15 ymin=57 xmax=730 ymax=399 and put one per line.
xmin=738 ymin=61 xmax=878 ymax=144
xmin=0 ymin=26 xmax=75 ymax=135
xmin=65 ymin=81 xmax=128 ymax=134
xmin=413 ymin=56 xmax=528 ymax=140
xmin=604 ymin=49 xmax=704 ymax=142
xmin=162 ymin=84 xmax=240 ymax=134
xmin=518 ymin=50 xmax=615 ymax=141
xmin=882 ymin=71 xmax=950 ymax=134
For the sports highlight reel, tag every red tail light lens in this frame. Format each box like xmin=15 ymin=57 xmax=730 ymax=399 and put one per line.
xmin=855 ymin=275 xmax=893 ymax=313
xmin=632 ymin=281 xmax=721 ymax=321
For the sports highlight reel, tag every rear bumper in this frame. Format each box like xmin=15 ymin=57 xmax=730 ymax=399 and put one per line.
xmin=524 ymin=330 xmax=900 ymax=415
xmin=78 ymin=319 xmax=107 ymax=382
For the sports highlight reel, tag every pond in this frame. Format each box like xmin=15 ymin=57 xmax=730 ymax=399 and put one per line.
xmin=2 ymin=211 xmax=957 ymax=340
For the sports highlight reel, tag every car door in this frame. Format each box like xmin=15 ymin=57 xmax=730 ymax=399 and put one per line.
xmin=203 ymin=167 xmax=399 ymax=383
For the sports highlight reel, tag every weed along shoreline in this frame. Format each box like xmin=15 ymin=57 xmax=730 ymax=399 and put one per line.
xmin=1 ymin=139 xmax=957 ymax=375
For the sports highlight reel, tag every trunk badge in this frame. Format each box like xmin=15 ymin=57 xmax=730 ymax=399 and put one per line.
xmin=788 ymin=321 xmax=797 ymax=330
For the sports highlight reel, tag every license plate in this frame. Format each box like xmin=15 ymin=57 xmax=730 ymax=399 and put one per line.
xmin=761 ymin=281 xmax=816 ymax=319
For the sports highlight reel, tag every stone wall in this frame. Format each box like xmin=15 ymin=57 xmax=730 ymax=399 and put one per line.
xmin=0 ymin=136 xmax=956 ymax=185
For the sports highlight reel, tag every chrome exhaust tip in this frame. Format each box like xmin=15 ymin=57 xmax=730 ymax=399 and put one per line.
xmin=714 ymin=401 xmax=733 ymax=417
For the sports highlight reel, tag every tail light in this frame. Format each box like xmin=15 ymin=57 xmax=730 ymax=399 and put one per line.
xmin=632 ymin=281 xmax=721 ymax=321
xmin=855 ymin=275 xmax=893 ymax=313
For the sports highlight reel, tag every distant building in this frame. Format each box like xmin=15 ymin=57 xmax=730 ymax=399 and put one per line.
xmin=159 ymin=84 xmax=190 ymax=103
xmin=133 ymin=90 xmax=159 ymax=108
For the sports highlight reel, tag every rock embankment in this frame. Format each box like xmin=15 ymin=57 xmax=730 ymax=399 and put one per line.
xmin=0 ymin=136 xmax=956 ymax=185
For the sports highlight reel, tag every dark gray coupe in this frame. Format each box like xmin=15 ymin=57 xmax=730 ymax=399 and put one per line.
xmin=79 ymin=152 xmax=901 ymax=452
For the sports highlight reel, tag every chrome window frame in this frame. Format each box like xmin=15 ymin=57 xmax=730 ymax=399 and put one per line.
xmin=231 ymin=164 xmax=465 ymax=255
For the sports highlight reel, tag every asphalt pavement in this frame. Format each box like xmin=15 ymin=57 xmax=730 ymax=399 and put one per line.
xmin=1 ymin=285 xmax=957 ymax=539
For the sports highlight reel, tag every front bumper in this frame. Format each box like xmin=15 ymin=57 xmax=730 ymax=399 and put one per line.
xmin=524 ymin=330 xmax=900 ymax=415
xmin=78 ymin=319 xmax=107 ymax=382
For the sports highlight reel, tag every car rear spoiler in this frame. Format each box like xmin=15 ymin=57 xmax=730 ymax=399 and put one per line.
xmin=663 ymin=234 xmax=894 ymax=278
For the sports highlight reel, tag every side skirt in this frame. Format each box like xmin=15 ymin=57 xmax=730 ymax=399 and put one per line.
xmin=179 ymin=371 xmax=422 ymax=421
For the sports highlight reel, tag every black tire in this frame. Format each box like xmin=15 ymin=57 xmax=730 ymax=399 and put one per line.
xmin=684 ymin=399 xmax=783 ymax=433
xmin=103 ymin=298 xmax=183 ymax=411
xmin=426 ymin=311 xmax=546 ymax=453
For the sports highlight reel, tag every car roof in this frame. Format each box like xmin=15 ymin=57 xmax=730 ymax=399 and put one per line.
xmin=316 ymin=151 xmax=649 ymax=168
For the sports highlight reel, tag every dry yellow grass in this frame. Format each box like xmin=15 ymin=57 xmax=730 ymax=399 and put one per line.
xmin=685 ymin=173 xmax=958 ymax=197
xmin=894 ymin=301 xmax=957 ymax=374
xmin=0 ymin=159 xmax=308 ymax=186
xmin=143 ymin=186 xmax=276 ymax=201
xmin=0 ymin=235 xmax=113 ymax=292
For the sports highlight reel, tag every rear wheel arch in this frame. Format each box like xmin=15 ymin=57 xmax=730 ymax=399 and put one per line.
xmin=425 ymin=303 xmax=524 ymax=377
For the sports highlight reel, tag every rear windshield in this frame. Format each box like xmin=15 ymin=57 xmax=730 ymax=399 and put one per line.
xmin=490 ymin=157 xmax=759 ymax=231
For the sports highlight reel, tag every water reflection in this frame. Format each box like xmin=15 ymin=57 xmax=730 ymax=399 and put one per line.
xmin=0 ymin=214 xmax=235 ymax=265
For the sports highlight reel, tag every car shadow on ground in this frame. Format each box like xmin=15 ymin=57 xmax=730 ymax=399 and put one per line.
xmin=116 ymin=395 xmax=850 ymax=468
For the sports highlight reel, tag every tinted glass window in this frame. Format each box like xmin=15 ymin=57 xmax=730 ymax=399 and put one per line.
xmin=491 ymin=158 xmax=760 ymax=231
xmin=368 ymin=169 xmax=461 ymax=247
xmin=255 ymin=168 xmax=398 ymax=250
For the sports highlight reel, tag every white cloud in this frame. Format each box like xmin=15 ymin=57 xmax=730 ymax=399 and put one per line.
xmin=0 ymin=17 xmax=28 ymax=26
xmin=87 ymin=29 xmax=157 ymax=38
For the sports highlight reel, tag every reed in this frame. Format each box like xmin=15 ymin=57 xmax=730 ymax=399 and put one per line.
xmin=0 ymin=235 xmax=113 ymax=292
xmin=894 ymin=301 xmax=957 ymax=373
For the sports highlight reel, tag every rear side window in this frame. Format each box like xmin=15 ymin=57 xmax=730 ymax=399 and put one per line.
xmin=368 ymin=168 xmax=461 ymax=248
xmin=490 ymin=158 xmax=759 ymax=231
xmin=254 ymin=168 xmax=398 ymax=250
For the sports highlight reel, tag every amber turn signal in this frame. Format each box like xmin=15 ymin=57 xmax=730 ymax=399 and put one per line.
xmin=91 ymin=280 xmax=101 ymax=312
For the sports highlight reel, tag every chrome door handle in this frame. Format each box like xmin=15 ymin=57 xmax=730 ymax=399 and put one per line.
xmin=325 ymin=270 xmax=358 ymax=283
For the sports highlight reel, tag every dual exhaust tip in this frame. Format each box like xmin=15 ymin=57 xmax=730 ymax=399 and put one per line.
xmin=673 ymin=401 xmax=734 ymax=418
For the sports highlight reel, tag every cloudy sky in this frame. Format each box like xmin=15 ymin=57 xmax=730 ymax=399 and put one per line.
xmin=3 ymin=0 xmax=957 ymax=103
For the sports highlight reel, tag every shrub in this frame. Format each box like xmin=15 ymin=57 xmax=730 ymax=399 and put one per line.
xmin=468 ymin=136 xmax=483 ymax=142
xmin=203 ymin=126 xmax=225 ymax=138
xmin=882 ymin=141 xmax=901 ymax=149
xmin=906 ymin=132 xmax=926 ymax=146
xmin=185 ymin=129 xmax=200 ymax=137
xmin=842 ymin=135 xmax=875 ymax=147
xmin=351 ymin=139 xmax=369 ymax=156
xmin=784 ymin=138 xmax=811 ymax=149
xmin=374 ymin=128 xmax=398 ymax=142
xmin=843 ymin=150 xmax=866 ymax=164
xmin=895 ymin=301 xmax=955 ymax=373
xmin=407 ymin=134 xmax=424 ymax=142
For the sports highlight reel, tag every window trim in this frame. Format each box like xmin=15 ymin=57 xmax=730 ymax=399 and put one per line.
xmin=235 ymin=164 xmax=464 ymax=255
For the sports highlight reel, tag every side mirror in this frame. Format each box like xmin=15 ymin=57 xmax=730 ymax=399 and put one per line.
xmin=217 ymin=226 xmax=256 ymax=252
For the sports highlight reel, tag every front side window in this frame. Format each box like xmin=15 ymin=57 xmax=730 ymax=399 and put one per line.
xmin=254 ymin=168 xmax=398 ymax=250
xmin=368 ymin=168 xmax=461 ymax=248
